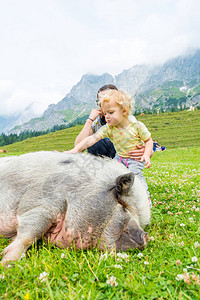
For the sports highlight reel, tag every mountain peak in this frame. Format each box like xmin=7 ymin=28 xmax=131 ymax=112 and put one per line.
xmin=4 ymin=49 xmax=200 ymax=134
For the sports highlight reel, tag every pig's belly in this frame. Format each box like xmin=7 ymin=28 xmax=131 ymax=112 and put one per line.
xmin=45 ymin=225 xmax=98 ymax=250
xmin=0 ymin=213 xmax=18 ymax=238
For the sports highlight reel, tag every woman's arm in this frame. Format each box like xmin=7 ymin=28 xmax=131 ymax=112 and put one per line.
xmin=128 ymin=144 xmax=153 ymax=160
xmin=75 ymin=119 xmax=94 ymax=145
xmin=69 ymin=133 xmax=102 ymax=153
xmin=75 ymin=109 xmax=101 ymax=146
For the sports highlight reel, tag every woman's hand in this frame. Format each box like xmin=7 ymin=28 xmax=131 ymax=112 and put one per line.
xmin=128 ymin=145 xmax=145 ymax=161
xmin=89 ymin=109 xmax=101 ymax=121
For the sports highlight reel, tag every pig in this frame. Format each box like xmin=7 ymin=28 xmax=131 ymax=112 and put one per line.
xmin=0 ymin=151 xmax=150 ymax=265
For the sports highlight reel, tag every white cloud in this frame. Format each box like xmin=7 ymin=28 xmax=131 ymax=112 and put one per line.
xmin=93 ymin=0 xmax=200 ymax=66
xmin=0 ymin=80 xmax=15 ymax=102
xmin=0 ymin=0 xmax=200 ymax=119
xmin=0 ymin=83 xmax=64 ymax=116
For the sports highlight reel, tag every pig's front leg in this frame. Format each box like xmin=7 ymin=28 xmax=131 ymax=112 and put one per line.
xmin=1 ymin=207 xmax=55 ymax=265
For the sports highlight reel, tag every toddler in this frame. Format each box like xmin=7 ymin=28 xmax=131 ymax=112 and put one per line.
xmin=68 ymin=90 xmax=153 ymax=199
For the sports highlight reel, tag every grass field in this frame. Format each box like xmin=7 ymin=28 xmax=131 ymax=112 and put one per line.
xmin=1 ymin=110 xmax=199 ymax=154
xmin=0 ymin=111 xmax=199 ymax=299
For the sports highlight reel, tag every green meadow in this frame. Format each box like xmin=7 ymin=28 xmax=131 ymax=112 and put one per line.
xmin=2 ymin=110 xmax=200 ymax=154
xmin=0 ymin=110 xmax=199 ymax=299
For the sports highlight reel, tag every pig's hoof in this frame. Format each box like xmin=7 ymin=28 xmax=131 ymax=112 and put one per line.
xmin=1 ymin=245 xmax=23 ymax=266
xmin=1 ymin=257 xmax=13 ymax=267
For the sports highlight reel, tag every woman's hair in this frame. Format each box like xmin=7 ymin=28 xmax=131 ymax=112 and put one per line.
xmin=97 ymin=84 xmax=118 ymax=100
xmin=98 ymin=89 xmax=132 ymax=116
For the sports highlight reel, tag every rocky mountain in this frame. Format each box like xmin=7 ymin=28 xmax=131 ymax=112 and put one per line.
xmin=0 ymin=104 xmax=41 ymax=134
xmin=8 ymin=73 xmax=115 ymax=134
xmin=6 ymin=50 xmax=200 ymax=134
xmin=116 ymin=50 xmax=200 ymax=112
xmin=0 ymin=115 xmax=18 ymax=134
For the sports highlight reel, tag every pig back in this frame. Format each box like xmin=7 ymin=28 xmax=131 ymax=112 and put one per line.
xmin=0 ymin=152 xmax=69 ymax=214
xmin=0 ymin=151 xmax=124 ymax=219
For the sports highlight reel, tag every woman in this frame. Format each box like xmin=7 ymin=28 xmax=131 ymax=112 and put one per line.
xmin=75 ymin=84 xmax=148 ymax=160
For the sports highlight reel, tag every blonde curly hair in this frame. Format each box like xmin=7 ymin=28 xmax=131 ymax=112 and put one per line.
xmin=98 ymin=89 xmax=132 ymax=117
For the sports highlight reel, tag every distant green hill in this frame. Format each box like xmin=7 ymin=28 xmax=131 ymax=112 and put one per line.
xmin=1 ymin=110 xmax=199 ymax=155
xmin=137 ymin=110 xmax=200 ymax=149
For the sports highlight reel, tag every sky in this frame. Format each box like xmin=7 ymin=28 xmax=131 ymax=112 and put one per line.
xmin=0 ymin=0 xmax=200 ymax=117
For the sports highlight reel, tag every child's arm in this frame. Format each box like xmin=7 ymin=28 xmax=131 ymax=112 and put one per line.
xmin=67 ymin=133 xmax=102 ymax=153
xmin=140 ymin=137 xmax=153 ymax=168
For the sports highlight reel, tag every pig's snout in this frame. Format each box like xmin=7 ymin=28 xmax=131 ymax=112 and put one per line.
xmin=115 ymin=230 xmax=149 ymax=252
xmin=127 ymin=227 xmax=149 ymax=249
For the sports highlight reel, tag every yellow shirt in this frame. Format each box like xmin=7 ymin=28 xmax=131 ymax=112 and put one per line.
xmin=97 ymin=121 xmax=151 ymax=158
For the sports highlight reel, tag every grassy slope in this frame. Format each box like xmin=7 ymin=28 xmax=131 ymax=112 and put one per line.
xmin=1 ymin=110 xmax=200 ymax=155
xmin=0 ymin=110 xmax=199 ymax=299
xmin=137 ymin=110 xmax=200 ymax=149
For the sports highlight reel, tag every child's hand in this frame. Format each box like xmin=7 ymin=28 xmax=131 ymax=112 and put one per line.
xmin=64 ymin=148 xmax=78 ymax=154
xmin=140 ymin=155 xmax=151 ymax=169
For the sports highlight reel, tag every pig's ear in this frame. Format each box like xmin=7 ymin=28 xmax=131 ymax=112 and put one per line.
xmin=115 ymin=172 xmax=134 ymax=195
